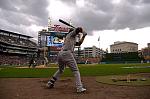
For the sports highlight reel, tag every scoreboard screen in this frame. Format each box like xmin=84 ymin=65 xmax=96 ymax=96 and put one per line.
xmin=46 ymin=32 xmax=67 ymax=48
xmin=47 ymin=36 xmax=64 ymax=47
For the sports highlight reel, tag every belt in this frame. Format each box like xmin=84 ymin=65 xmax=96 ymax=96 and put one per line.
xmin=61 ymin=49 xmax=73 ymax=53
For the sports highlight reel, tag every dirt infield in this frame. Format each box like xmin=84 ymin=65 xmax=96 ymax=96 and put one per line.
xmin=0 ymin=76 xmax=150 ymax=99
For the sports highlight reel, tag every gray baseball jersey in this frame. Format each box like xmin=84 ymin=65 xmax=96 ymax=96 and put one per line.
xmin=61 ymin=29 xmax=77 ymax=52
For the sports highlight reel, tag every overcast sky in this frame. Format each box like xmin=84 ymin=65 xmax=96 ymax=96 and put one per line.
xmin=0 ymin=0 xmax=150 ymax=51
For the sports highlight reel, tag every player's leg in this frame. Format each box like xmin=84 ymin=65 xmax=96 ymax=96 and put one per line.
xmin=29 ymin=61 xmax=31 ymax=68
xmin=66 ymin=54 xmax=86 ymax=92
xmin=47 ymin=62 xmax=66 ymax=88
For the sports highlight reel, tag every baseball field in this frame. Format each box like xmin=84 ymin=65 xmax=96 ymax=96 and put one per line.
xmin=0 ymin=63 xmax=150 ymax=99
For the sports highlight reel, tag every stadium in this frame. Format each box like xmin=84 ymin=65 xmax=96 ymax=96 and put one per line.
xmin=0 ymin=27 xmax=150 ymax=99
xmin=1 ymin=0 xmax=150 ymax=98
xmin=0 ymin=27 xmax=97 ymax=66
xmin=0 ymin=29 xmax=38 ymax=66
xmin=0 ymin=23 xmax=87 ymax=67
xmin=0 ymin=24 xmax=70 ymax=66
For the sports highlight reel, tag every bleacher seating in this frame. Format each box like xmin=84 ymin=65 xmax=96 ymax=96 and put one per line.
xmin=0 ymin=53 xmax=27 ymax=65
xmin=0 ymin=29 xmax=38 ymax=66
xmin=0 ymin=34 xmax=37 ymax=48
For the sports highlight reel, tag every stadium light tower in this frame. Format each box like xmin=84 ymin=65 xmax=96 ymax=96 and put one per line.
xmin=43 ymin=17 xmax=52 ymax=67
xmin=48 ymin=17 xmax=52 ymax=31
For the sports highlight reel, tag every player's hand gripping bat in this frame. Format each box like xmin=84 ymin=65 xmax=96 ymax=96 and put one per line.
xmin=59 ymin=19 xmax=87 ymax=46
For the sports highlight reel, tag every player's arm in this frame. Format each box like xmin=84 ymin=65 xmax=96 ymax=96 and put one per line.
xmin=78 ymin=31 xmax=87 ymax=46
xmin=70 ymin=27 xmax=83 ymax=37
xmin=69 ymin=28 xmax=77 ymax=37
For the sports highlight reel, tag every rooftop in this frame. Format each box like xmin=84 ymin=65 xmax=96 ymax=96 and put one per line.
xmin=0 ymin=29 xmax=33 ymax=38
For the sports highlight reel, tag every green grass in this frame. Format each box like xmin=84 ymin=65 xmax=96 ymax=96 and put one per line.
xmin=96 ymin=75 xmax=150 ymax=86
xmin=0 ymin=63 xmax=150 ymax=78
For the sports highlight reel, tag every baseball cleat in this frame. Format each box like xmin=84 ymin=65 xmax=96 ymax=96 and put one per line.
xmin=46 ymin=81 xmax=54 ymax=89
xmin=77 ymin=87 xmax=86 ymax=93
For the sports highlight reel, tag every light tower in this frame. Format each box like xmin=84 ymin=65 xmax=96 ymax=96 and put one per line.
xmin=43 ymin=17 xmax=52 ymax=67
xmin=48 ymin=17 xmax=52 ymax=31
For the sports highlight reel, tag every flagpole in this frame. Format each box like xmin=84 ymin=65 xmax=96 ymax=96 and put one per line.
xmin=98 ymin=36 xmax=100 ymax=50
xmin=99 ymin=36 xmax=100 ymax=51
xmin=98 ymin=36 xmax=100 ymax=64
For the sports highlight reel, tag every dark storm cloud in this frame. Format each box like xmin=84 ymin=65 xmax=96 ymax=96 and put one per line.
xmin=88 ymin=0 xmax=114 ymax=12
xmin=61 ymin=0 xmax=76 ymax=4
xmin=0 ymin=0 xmax=48 ymax=25
xmin=60 ymin=0 xmax=150 ymax=35
xmin=0 ymin=0 xmax=48 ymax=37
xmin=72 ymin=9 xmax=113 ymax=33
xmin=20 ymin=0 xmax=49 ymax=25
xmin=0 ymin=9 xmax=35 ymax=26
xmin=140 ymin=0 xmax=150 ymax=3
xmin=1 ymin=0 xmax=150 ymax=37
xmin=0 ymin=0 xmax=17 ymax=11
xmin=89 ymin=0 xmax=150 ymax=30
xmin=113 ymin=0 xmax=150 ymax=29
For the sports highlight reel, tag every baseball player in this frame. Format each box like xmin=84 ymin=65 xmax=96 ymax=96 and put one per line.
xmin=46 ymin=27 xmax=87 ymax=93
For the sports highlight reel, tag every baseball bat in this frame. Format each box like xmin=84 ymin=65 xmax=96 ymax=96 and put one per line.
xmin=59 ymin=19 xmax=75 ymax=28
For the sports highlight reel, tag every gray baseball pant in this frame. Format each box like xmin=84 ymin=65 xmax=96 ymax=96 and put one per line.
xmin=53 ymin=51 xmax=83 ymax=88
